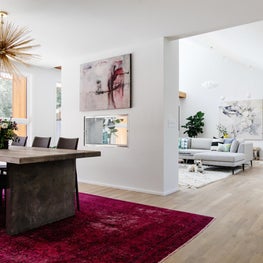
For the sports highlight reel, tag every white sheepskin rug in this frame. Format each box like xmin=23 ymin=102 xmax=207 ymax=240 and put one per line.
xmin=178 ymin=164 xmax=234 ymax=189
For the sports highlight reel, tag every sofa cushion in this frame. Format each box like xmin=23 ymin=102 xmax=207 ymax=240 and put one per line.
xmin=194 ymin=151 xmax=245 ymax=162
xmin=230 ymin=139 xmax=239 ymax=153
xmin=179 ymin=138 xmax=190 ymax=149
xmin=178 ymin=138 xmax=182 ymax=148
xmin=191 ymin=138 xmax=212 ymax=150
xmin=224 ymin=138 xmax=235 ymax=144
xmin=217 ymin=143 xmax=231 ymax=152
xmin=210 ymin=138 xmax=224 ymax=151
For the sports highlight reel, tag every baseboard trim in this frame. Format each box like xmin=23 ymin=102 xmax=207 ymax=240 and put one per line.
xmin=79 ymin=179 xmax=179 ymax=196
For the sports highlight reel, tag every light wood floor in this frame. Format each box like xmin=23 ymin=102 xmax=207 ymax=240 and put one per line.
xmin=79 ymin=161 xmax=263 ymax=263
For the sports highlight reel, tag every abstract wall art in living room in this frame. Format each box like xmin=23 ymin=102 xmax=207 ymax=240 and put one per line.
xmin=80 ymin=54 xmax=131 ymax=111
xmin=219 ymin=99 xmax=263 ymax=139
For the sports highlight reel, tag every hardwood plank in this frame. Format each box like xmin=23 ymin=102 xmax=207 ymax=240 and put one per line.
xmin=79 ymin=162 xmax=263 ymax=263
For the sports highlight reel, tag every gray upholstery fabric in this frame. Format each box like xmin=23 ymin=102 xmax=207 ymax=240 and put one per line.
xmin=179 ymin=137 xmax=253 ymax=168
xmin=179 ymin=149 xmax=210 ymax=155
xmin=190 ymin=138 xmax=212 ymax=150
xmin=237 ymin=142 xmax=245 ymax=153
xmin=194 ymin=151 xmax=245 ymax=162
xmin=230 ymin=139 xmax=239 ymax=153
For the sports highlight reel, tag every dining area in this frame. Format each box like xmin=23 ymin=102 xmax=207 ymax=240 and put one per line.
xmin=0 ymin=135 xmax=101 ymax=235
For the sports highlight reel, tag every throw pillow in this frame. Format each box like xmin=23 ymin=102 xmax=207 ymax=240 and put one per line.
xmin=210 ymin=138 xmax=224 ymax=151
xmin=230 ymin=139 xmax=239 ymax=153
xmin=224 ymin=143 xmax=231 ymax=152
xmin=224 ymin=138 xmax=234 ymax=144
xmin=180 ymin=138 xmax=189 ymax=149
xmin=217 ymin=143 xmax=231 ymax=152
xmin=178 ymin=138 xmax=181 ymax=149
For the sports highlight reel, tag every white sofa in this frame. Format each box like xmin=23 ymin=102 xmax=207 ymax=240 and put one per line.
xmin=179 ymin=137 xmax=253 ymax=174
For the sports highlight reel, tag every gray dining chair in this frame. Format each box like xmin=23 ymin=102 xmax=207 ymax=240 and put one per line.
xmin=32 ymin=136 xmax=51 ymax=148
xmin=56 ymin=137 xmax=80 ymax=211
xmin=11 ymin=136 xmax=28 ymax=146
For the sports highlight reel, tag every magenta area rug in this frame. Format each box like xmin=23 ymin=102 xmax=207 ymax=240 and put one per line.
xmin=0 ymin=193 xmax=214 ymax=263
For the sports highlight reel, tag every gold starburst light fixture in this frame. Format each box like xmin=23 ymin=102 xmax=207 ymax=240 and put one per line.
xmin=0 ymin=10 xmax=39 ymax=75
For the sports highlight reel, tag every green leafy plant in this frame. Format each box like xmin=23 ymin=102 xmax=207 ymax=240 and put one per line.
xmin=0 ymin=118 xmax=17 ymax=148
xmin=181 ymin=111 xmax=205 ymax=137
xmin=103 ymin=117 xmax=124 ymax=144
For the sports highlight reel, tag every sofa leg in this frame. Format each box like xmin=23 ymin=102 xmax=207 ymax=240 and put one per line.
xmin=232 ymin=168 xmax=235 ymax=175
xmin=250 ymin=160 xmax=253 ymax=166
xmin=242 ymin=164 xmax=245 ymax=172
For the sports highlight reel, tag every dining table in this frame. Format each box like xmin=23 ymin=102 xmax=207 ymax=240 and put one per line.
xmin=0 ymin=146 xmax=101 ymax=235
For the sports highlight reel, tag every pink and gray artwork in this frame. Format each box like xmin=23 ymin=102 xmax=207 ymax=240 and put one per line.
xmin=80 ymin=54 xmax=131 ymax=111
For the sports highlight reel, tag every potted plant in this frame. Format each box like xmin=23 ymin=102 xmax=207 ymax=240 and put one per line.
xmin=181 ymin=111 xmax=205 ymax=137
xmin=0 ymin=118 xmax=17 ymax=149
xmin=102 ymin=117 xmax=124 ymax=144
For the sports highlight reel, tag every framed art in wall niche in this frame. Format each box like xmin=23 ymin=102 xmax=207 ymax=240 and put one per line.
xmin=84 ymin=115 xmax=128 ymax=147
xmin=80 ymin=54 xmax=131 ymax=111
xmin=218 ymin=99 xmax=263 ymax=139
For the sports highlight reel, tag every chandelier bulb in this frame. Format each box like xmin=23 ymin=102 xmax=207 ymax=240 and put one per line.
xmin=0 ymin=11 xmax=7 ymax=25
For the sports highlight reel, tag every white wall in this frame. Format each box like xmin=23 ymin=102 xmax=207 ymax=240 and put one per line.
xmin=22 ymin=65 xmax=61 ymax=146
xmin=163 ymin=39 xmax=179 ymax=194
xmin=61 ymin=38 xmax=179 ymax=195
xmin=179 ymin=38 xmax=263 ymax=156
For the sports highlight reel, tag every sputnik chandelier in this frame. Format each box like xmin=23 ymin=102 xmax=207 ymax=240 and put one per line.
xmin=0 ymin=10 xmax=39 ymax=75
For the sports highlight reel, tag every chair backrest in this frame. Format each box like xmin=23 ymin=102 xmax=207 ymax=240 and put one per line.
xmin=32 ymin=136 xmax=51 ymax=148
xmin=57 ymin=137 xmax=79 ymax=150
xmin=12 ymin=136 xmax=28 ymax=146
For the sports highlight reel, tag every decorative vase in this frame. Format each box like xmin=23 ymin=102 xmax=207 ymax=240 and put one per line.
xmin=0 ymin=140 xmax=9 ymax=149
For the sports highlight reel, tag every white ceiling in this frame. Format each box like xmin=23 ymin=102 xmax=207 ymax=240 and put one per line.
xmin=2 ymin=0 xmax=263 ymax=68
xmin=188 ymin=20 xmax=263 ymax=71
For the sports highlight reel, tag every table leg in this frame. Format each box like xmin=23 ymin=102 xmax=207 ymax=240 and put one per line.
xmin=5 ymin=159 xmax=75 ymax=235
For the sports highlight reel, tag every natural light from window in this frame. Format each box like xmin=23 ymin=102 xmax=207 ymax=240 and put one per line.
xmin=0 ymin=72 xmax=27 ymax=136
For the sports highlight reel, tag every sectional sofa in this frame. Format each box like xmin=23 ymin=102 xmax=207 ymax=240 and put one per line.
xmin=178 ymin=137 xmax=253 ymax=174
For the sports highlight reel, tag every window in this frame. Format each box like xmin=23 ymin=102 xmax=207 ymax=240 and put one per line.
xmin=84 ymin=115 xmax=128 ymax=147
xmin=0 ymin=73 xmax=27 ymax=136
xmin=56 ymin=82 xmax=62 ymax=141
xmin=0 ymin=74 xmax=12 ymax=117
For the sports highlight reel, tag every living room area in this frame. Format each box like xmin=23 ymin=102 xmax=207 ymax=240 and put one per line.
xmin=177 ymin=20 xmax=263 ymax=188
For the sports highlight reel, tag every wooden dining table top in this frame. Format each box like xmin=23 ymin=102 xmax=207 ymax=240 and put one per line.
xmin=0 ymin=146 xmax=101 ymax=164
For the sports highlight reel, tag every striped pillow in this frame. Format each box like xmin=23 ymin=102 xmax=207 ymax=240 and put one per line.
xmin=210 ymin=138 xmax=224 ymax=151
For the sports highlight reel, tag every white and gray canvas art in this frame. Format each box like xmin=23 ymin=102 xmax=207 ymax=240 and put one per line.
xmin=219 ymin=99 xmax=263 ymax=139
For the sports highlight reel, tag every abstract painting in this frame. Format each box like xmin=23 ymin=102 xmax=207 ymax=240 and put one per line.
xmin=80 ymin=54 xmax=131 ymax=111
xmin=218 ymin=99 xmax=263 ymax=139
